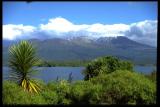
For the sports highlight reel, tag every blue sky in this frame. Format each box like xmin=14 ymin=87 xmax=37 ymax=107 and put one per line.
xmin=3 ymin=2 xmax=157 ymax=47
xmin=3 ymin=1 xmax=157 ymax=26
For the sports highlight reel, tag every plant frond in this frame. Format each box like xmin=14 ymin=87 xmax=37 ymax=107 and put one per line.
xmin=8 ymin=40 xmax=41 ymax=94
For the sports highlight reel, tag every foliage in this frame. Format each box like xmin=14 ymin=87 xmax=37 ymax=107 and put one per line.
xmin=90 ymin=70 xmax=156 ymax=104
xmin=3 ymin=81 xmax=57 ymax=105
xmin=37 ymin=60 xmax=90 ymax=67
xmin=3 ymin=70 xmax=156 ymax=105
xmin=3 ymin=81 xmax=46 ymax=104
xmin=8 ymin=40 xmax=41 ymax=93
xmin=83 ymin=56 xmax=133 ymax=80
xmin=119 ymin=60 xmax=133 ymax=71
xmin=69 ymin=81 xmax=103 ymax=104
xmin=145 ymin=70 xmax=156 ymax=82
xmin=47 ymin=80 xmax=72 ymax=104
xmin=3 ymin=81 xmax=30 ymax=104
xmin=41 ymin=89 xmax=59 ymax=104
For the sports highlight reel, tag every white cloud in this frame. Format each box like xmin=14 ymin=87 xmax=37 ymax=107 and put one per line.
xmin=87 ymin=23 xmax=130 ymax=36
xmin=125 ymin=20 xmax=157 ymax=46
xmin=40 ymin=17 xmax=75 ymax=32
xmin=3 ymin=17 xmax=157 ymax=46
xmin=3 ymin=24 xmax=36 ymax=40
xmin=39 ymin=17 xmax=130 ymax=38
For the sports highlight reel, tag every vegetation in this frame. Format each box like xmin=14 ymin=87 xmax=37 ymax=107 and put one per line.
xmin=8 ymin=41 xmax=41 ymax=93
xmin=3 ymin=70 xmax=156 ymax=104
xmin=83 ymin=56 xmax=133 ymax=80
xmin=3 ymin=80 xmax=46 ymax=104
xmin=90 ymin=70 xmax=156 ymax=104
xmin=37 ymin=60 xmax=90 ymax=67
xmin=145 ymin=70 xmax=156 ymax=83
xmin=3 ymin=40 xmax=156 ymax=105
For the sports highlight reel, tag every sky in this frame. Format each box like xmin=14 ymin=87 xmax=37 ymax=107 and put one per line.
xmin=3 ymin=1 xmax=158 ymax=47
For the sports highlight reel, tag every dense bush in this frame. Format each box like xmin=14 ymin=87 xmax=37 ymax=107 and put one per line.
xmin=47 ymin=80 xmax=72 ymax=104
xmin=83 ymin=56 xmax=133 ymax=80
xmin=3 ymin=81 xmax=47 ymax=104
xmin=3 ymin=70 xmax=156 ymax=105
xmin=3 ymin=81 xmax=30 ymax=104
xmin=41 ymin=89 xmax=59 ymax=104
xmin=69 ymin=81 xmax=103 ymax=104
xmin=90 ymin=70 xmax=156 ymax=104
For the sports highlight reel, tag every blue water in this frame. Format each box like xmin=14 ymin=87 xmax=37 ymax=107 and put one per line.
xmin=3 ymin=67 xmax=85 ymax=83
xmin=134 ymin=65 xmax=156 ymax=74
xmin=3 ymin=65 xmax=156 ymax=83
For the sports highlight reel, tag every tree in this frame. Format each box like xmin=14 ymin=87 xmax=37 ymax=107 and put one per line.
xmin=8 ymin=40 xmax=41 ymax=93
xmin=83 ymin=56 xmax=133 ymax=80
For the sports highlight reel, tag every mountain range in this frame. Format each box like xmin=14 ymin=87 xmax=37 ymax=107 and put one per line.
xmin=3 ymin=36 xmax=156 ymax=65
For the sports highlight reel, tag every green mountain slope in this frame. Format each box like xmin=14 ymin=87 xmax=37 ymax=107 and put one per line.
xmin=3 ymin=36 xmax=157 ymax=65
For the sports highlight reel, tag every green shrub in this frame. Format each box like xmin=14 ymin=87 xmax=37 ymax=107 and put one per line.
xmin=56 ymin=80 xmax=71 ymax=104
xmin=119 ymin=60 xmax=133 ymax=71
xmin=3 ymin=81 xmax=46 ymax=105
xmin=3 ymin=81 xmax=32 ymax=104
xmin=47 ymin=80 xmax=71 ymax=104
xmin=61 ymin=99 xmax=72 ymax=104
xmin=70 ymin=81 xmax=92 ymax=103
xmin=69 ymin=81 xmax=103 ymax=104
xmin=3 ymin=70 xmax=156 ymax=105
xmin=88 ymin=84 xmax=103 ymax=104
xmin=28 ymin=94 xmax=46 ymax=104
xmin=90 ymin=70 xmax=156 ymax=104
xmin=47 ymin=81 xmax=58 ymax=90
xmin=83 ymin=56 xmax=133 ymax=80
xmin=41 ymin=89 xmax=59 ymax=104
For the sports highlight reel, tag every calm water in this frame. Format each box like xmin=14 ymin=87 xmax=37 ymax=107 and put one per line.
xmin=3 ymin=65 xmax=156 ymax=83
xmin=3 ymin=67 xmax=85 ymax=83
xmin=134 ymin=65 xmax=156 ymax=74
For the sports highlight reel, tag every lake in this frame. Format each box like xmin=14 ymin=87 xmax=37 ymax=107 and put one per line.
xmin=3 ymin=65 xmax=156 ymax=83
xmin=3 ymin=67 xmax=85 ymax=83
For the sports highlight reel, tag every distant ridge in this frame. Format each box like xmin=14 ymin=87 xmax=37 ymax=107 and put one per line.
xmin=3 ymin=36 xmax=156 ymax=65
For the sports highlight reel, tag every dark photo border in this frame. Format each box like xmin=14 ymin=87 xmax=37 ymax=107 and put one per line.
xmin=1 ymin=0 xmax=159 ymax=106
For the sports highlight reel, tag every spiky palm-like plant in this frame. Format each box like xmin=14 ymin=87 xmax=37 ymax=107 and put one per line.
xmin=8 ymin=40 xmax=41 ymax=93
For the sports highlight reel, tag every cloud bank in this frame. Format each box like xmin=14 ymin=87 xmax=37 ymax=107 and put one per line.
xmin=125 ymin=20 xmax=157 ymax=47
xmin=3 ymin=17 xmax=157 ymax=47
xmin=3 ymin=24 xmax=36 ymax=40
